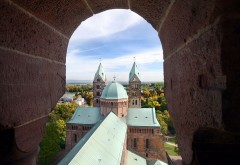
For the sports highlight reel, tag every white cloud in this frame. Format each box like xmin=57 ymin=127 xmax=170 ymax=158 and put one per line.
xmin=66 ymin=48 xmax=163 ymax=81
xmin=69 ymin=9 xmax=144 ymax=41
xmin=103 ymin=48 xmax=163 ymax=69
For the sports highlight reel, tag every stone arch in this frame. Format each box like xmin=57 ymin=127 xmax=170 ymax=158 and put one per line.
xmin=1 ymin=0 xmax=240 ymax=164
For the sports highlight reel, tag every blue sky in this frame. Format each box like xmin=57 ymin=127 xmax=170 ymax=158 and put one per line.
xmin=66 ymin=9 xmax=163 ymax=82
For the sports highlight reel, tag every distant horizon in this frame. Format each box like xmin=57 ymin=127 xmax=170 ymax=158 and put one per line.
xmin=66 ymin=79 xmax=164 ymax=84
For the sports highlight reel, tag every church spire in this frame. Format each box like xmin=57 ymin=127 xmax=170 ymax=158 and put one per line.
xmin=94 ymin=62 xmax=106 ymax=81
xmin=129 ymin=60 xmax=141 ymax=81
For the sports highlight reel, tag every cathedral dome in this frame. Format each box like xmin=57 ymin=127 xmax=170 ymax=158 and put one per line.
xmin=101 ymin=81 xmax=128 ymax=99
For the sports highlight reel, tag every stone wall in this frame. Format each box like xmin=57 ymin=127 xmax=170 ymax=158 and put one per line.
xmin=65 ymin=124 xmax=92 ymax=150
xmin=127 ymin=127 xmax=166 ymax=162
xmin=128 ymin=76 xmax=141 ymax=108
xmin=100 ymin=98 xmax=128 ymax=117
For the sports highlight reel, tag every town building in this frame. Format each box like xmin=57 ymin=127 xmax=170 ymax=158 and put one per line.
xmin=62 ymin=62 xmax=167 ymax=164
xmin=75 ymin=97 xmax=85 ymax=106
xmin=58 ymin=92 xmax=76 ymax=103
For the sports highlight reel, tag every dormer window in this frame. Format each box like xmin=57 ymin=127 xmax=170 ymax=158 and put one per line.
xmin=97 ymin=78 xmax=100 ymax=82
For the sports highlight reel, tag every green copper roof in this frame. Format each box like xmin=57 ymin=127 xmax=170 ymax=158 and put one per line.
xmin=147 ymin=160 xmax=168 ymax=165
xmin=129 ymin=62 xmax=141 ymax=80
xmin=126 ymin=150 xmax=147 ymax=165
xmin=126 ymin=150 xmax=168 ymax=165
xmin=94 ymin=63 xmax=106 ymax=81
xmin=58 ymin=112 xmax=127 ymax=165
xmin=127 ymin=108 xmax=160 ymax=127
xmin=67 ymin=107 xmax=103 ymax=125
xmin=101 ymin=81 xmax=128 ymax=99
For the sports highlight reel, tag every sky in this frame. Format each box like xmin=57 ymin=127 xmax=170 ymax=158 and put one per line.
xmin=66 ymin=9 xmax=163 ymax=82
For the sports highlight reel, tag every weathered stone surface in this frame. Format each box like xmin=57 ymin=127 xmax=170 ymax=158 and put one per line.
xmin=15 ymin=117 xmax=48 ymax=153
xmin=160 ymin=0 xmax=240 ymax=57
xmin=164 ymin=21 xmax=225 ymax=164
xmin=160 ymin=0 xmax=216 ymax=57
xmin=0 ymin=49 xmax=65 ymax=128
xmin=87 ymin=0 xmax=129 ymax=14
xmin=11 ymin=0 xmax=92 ymax=37
xmin=130 ymin=0 xmax=172 ymax=30
xmin=0 ymin=1 xmax=68 ymax=63
xmin=0 ymin=117 xmax=47 ymax=164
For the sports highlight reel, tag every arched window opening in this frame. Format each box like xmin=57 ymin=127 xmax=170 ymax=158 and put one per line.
xmin=61 ymin=8 xmax=175 ymax=163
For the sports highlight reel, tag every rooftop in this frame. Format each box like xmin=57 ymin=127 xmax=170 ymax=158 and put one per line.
xmin=61 ymin=92 xmax=75 ymax=98
xmin=101 ymin=81 xmax=128 ymax=99
xmin=126 ymin=150 xmax=147 ymax=165
xmin=94 ymin=63 xmax=106 ymax=81
xmin=129 ymin=62 xmax=141 ymax=81
xmin=67 ymin=107 xmax=103 ymax=125
xmin=59 ymin=112 xmax=127 ymax=165
xmin=147 ymin=160 xmax=168 ymax=165
xmin=127 ymin=108 xmax=160 ymax=127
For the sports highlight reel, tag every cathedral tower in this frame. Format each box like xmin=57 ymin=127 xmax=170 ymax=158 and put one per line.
xmin=93 ymin=63 xmax=107 ymax=107
xmin=128 ymin=61 xmax=141 ymax=108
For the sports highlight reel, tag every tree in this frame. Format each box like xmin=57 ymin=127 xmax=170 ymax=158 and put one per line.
xmin=156 ymin=113 xmax=168 ymax=135
xmin=38 ymin=122 xmax=62 ymax=165
xmin=84 ymin=92 xmax=93 ymax=106
xmin=143 ymin=89 xmax=151 ymax=97
xmin=38 ymin=102 xmax=78 ymax=165
xmin=156 ymin=110 xmax=175 ymax=135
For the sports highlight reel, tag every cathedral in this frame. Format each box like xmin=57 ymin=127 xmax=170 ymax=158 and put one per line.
xmin=60 ymin=62 xmax=167 ymax=165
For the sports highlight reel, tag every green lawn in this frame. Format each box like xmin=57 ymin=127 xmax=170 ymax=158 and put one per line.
xmin=168 ymin=136 xmax=177 ymax=143
xmin=164 ymin=143 xmax=179 ymax=156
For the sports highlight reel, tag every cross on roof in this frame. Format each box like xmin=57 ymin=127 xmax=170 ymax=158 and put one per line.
xmin=113 ymin=75 xmax=116 ymax=81
xmin=99 ymin=58 xmax=101 ymax=63
xmin=133 ymin=57 xmax=135 ymax=62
